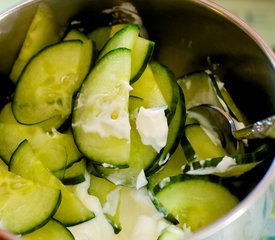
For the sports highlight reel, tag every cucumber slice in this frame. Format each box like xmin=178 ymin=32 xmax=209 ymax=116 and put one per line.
xmin=13 ymin=40 xmax=87 ymax=129
xmin=184 ymin=123 xmax=228 ymax=160
xmin=72 ymin=48 xmax=132 ymax=167
xmin=0 ymin=123 xmax=47 ymax=164
xmin=130 ymin=65 xmax=167 ymax=109
xmin=0 ymin=122 xmax=81 ymax=170
xmin=146 ymin=85 xmax=185 ymax=174
xmin=98 ymin=24 xmax=139 ymax=60
xmin=153 ymin=174 xmax=239 ymax=232
xmin=0 ymin=158 xmax=8 ymax=170
xmin=130 ymin=36 xmax=154 ymax=83
xmin=148 ymin=144 xmax=187 ymax=192
xmin=23 ymin=219 xmax=74 ymax=240
xmin=9 ymin=140 xmax=95 ymax=226
xmin=88 ymin=24 xmax=127 ymax=51
xmin=0 ymin=167 xmax=61 ymax=234
xmin=183 ymin=143 xmax=270 ymax=177
xmin=150 ymin=61 xmax=179 ymax=122
xmin=0 ymin=102 xmax=18 ymax=124
xmin=63 ymin=29 xmax=95 ymax=84
xmin=98 ymin=24 xmax=153 ymax=82
xmin=88 ymin=174 xmax=122 ymax=234
xmin=54 ymin=158 xmax=86 ymax=185
xmin=9 ymin=2 xmax=64 ymax=83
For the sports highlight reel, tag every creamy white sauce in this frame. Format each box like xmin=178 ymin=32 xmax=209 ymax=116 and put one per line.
xmin=103 ymin=187 xmax=121 ymax=217
xmin=186 ymin=156 xmax=237 ymax=175
xmin=68 ymin=173 xmax=116 ymax=240
xmin=74 ymin=82 xmax=132 ymax=141
xmin=69 ymin=173 xmax=173 ymax=240
xmin=136 ymin=169 xmax=148 ymax=190
xmin=136 ymin=106 xmax=168 ymax=153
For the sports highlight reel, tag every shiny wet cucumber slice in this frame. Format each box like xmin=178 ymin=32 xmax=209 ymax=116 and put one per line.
xmin=9 ymin=2 xmax=64 ymax=83
xmin=150 ymin=61 xmax=179 ymax=122
xmin=0 ymin=158 xmax=7 ymax=169
xmin=63 ymin=28 xmax=95 ymax=84
xmin=153 ymin=174 xmax=239 ymax=232
xmin=0 ymin=167 xmax=61 ymax=234
xmin=23 ymin=219 xmax=74 ymax=240
xmin=54 ymin=158 xmax=86 ymax=185
xmin=9 ymin=140 xmax=95 ymax=226
xmin=182 ymin=143 xmax=270 ymax=177
xmin=98 ymin=24 xmax=139 ymax=60
xmin=72 ymin=48 xmax=132 ymax=167
xmin=88 ymin=24 xmax=126 ymax=51
xmin=184 ymin=123 xmax=228 ymax=160
xmin=98 ymin=24 xmax=154 ymax=82
xmin=0 ymin=122 xmax=81 ymax=170
xmin=13 ymin=40 xmax=88 ymax=129
xmin=147 ymin=144 xmax=187 ymax=192
xmin=146 ymin=84 xmax=185 ymax=175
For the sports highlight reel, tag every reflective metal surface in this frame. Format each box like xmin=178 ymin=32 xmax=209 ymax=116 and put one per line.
xmin=0 ymin=0 xmax=274 ymax=239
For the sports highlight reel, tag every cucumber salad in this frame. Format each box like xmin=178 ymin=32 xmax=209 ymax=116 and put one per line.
xmin=0 ymin=3 xmax=274 ymax=240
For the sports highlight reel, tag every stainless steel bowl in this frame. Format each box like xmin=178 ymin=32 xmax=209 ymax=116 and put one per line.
xmin=0 ymin=0 xmax=274 ymax=239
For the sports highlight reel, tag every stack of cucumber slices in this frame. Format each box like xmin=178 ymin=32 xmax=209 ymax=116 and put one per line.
xmin=0 ymin=3 xmax=274 ymax=239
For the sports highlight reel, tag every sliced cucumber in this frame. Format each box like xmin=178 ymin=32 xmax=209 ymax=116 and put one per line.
xmin=146 ymin=85 xmax=185 ymax=174
xmin=147 ymin=144 xmax=187 ymax=192
xmin=13 ymin=40 xmax=87 ymax=129
xmin=183 ymin=143 xmax=270 ymax=177
xmin=98 ymin=24 xmax=139 ymax=60
xmin=96 ymin=23 xmax=153 ymax=82
xmin=0 ymin=158 xmax=8 ymax=170
xmin=9 ymin=140 xmax=95 ymax=226
xmin=9 ymin=2 xmax=64 ymax=83
xmin=0 ymin=102 xmax=18 ymax=124
xmin=150 ymin=61 xmax=179 ymax=122
xmin=54 ymin=158 xmax=86 ymax=185
xmin=153 ymin=174 xmax=239 ymax=232
xmin=23 ymin=219 xmax=74 ymax=240
xmin=72 ymin=48 xmax=132 ymax=167
xmin=88 ymin=24 xmax=127 ymax=51
xmin=63 ymin=29 xmax=95 ymax=84
xmin=0 ymin=167 xmax=61 ymax=234
xmin=184 ymin=123 xmax=228 ymax=160
xmin=88 ymin=174 xmax=122 ymax=233
xmin=130 ymin=36 xmax=154 ymax=82
xmin=0 ymin=122 xmax=81 ymax=170
xmin=0 ymin=123 xmax=47 ymax=164
xmin=130 ymin=65 xmax=167 ymax=109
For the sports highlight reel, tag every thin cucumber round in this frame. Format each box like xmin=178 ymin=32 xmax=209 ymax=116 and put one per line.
xmin=0 ymin=167 xmax=61 ymax=234
xmin=9 ymin=2 xmax=64 ymax=83
xmin=153 ymin=174 xmax=239 ymax=232
xmin=23 ymin=219 xmax=74 ymax=240
xmin=72 ymin=48 xmax=132 ymax=167
xmin=13 ymin=40 xmax=87 ymax=129
xmin=183 ymin=143 xmax=270 ymax=177
xmin=9 ymin=140 xmax=95 ymax=226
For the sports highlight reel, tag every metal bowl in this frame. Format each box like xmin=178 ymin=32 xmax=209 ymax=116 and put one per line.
xmin=0 ymin=0 xmax=274 ymax=239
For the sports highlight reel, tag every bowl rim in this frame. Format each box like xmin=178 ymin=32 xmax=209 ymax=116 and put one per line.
xmin=0 ymin=0 xmax=274 ymax=239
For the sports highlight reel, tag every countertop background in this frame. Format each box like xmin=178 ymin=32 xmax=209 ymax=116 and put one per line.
xmin=0 ymin=0 xmax=274 ymax=239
